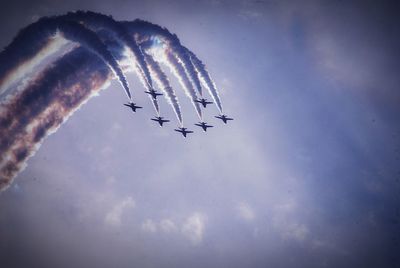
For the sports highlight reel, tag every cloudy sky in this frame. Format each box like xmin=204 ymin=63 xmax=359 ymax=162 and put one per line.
xmin=1 ymin=1 xmax=400 ymax=267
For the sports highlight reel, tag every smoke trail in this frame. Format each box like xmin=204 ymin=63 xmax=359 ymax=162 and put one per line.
xmin=185 ymin=47 xmax=223 ymax=113
xmin=0 ymin=36 xmax=70 ymax=96
xmin=0 ymin=17 xmax=132 ymax=100
xmin=143 ymin=52 xmax=183 ymax=124
xmin=60 ymin=11 xmax=154 ymax=92
xmin=148 ymin=92 xmax=160 ymax=115
xmin=123 ymin=20 xmax=203 ymax=96
xmin=164 ymin=50 xmax=202 ymax=120
xmin=0 ymin=48 xmax=111 ymax=191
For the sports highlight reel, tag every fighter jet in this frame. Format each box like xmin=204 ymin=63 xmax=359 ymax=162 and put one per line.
xmin=145 ymin=89 xmax=163 ymax=99
xmin=195 ymin=98 xmax=213 ymax=108
xmin=123 ymin=102 xmax=142 ymax=112
xmin=151 ymin=116 xmax=170 ymax=127
xmin=194 ymin=122 xmax=214 ymax=132
xmin=215 ymin=114 xmax=233 ymax=124
xmin=174 ymin=127 xmax=194 ymax=137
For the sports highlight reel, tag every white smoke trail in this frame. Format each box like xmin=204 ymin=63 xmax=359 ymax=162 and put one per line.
xmin=122 ymin=51 xmax=160 ymax=114
xmin=172 ymin=46 xmax=203 ymax=97
xmin=144 ymin=52 xmax=183 ymax=124
xmin=186 ymin=48 xmax=223 ymax=113
xmin=163 ymin=50 xmax=202 ymax=120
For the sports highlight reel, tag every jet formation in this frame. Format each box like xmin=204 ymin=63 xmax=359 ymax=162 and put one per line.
xmin=125 ymin=96 xmax=233 ymax=138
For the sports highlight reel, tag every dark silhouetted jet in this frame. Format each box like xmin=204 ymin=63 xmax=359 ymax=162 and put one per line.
xmin=195 ymin=98 xmax=213 ymax=108
xmin=195 ymin=121 xmax=213 ymax=132
xmin=174 ymin=127 xmax=193 ymax=137
xmin=151 ymin=116 xmax=170 ymax=127
xmin=145 ymin=89 xmax=163 ymax=99
xmin=124 ymin=102 xmax=142 ymax=112
xmin=215 ymin=114 xmax=233 ymax=124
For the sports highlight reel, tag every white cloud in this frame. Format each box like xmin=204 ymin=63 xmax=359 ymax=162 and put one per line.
xmin=141 ymin=218 xmax=177 ymax=234
xmin=236 ymin=201 xmax=255 ymax=222
xmin=141 ymin=219 xmax=158 ymax=233
xmin=181 ymin=213 xmax=206 ymax=245
xmin=160 ymin=219 xmax=177 ymax=233
xmin=104 ymin=196 xmax=135 ymax=227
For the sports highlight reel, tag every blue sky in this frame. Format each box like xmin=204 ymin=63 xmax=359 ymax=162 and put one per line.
xmin=0 ymin=1 xmax=399 ymax=267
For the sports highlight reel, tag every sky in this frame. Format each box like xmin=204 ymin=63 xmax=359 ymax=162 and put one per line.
xmin=0 ymin=0 xmax=400 ymax=267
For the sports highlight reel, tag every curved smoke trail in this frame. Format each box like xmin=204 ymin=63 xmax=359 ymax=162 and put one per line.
xmin=0 ymin=17 xmax=132 ymax=100
xmin=185 ymin=47 xmax=223 ymax=113
xmin=60 ymin=11 xmax=154 ymax=93
xmin=0 ymin=48 xmax=111 ymax=190
xmin=124 ymin=20 xmax=203 ymax=96
xmin=0 ymin=13 xmax=225 ymax=191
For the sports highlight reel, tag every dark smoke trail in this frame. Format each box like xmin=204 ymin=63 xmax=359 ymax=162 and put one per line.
xmin=185 ymin=47 xmax=223 ymax=113
xmin=0 ymin=47 xmax=111 ymax=191
xmin=0 ymin=17 xmax=131 ymax=100
xmin=143 ymin=52 xmax=183 ymax=124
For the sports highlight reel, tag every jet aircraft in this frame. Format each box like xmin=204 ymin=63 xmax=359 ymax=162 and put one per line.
xmin=174 ymin=127 xmax=194 ymax=137
xmin=195 ymin=98 xmax=213 ymax=108
xmin=145 ymin=89 xmax=163 ymax=99
xmin=194 ymin=121 xmax=214 ymax=132
xmin=151 ymin=116 xmax=170 ymax=127
xmin=124 ymin=102 xmax=142 ymax=112
xmin=215 ymin=114 xmax=233 ymax=124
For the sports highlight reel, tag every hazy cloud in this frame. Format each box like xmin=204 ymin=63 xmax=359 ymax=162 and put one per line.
xmin=160 ymin=218 xmax=177 ymax=233
xmin=141 ymin=219 xmax=158 ymax=233
xmin=104 ymin=196 xmax=135 ymax=227
xmin=236 ymin=201 xmax=255 ymax=222
xmin=181 ymin=212 xmax=206 ymax=245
